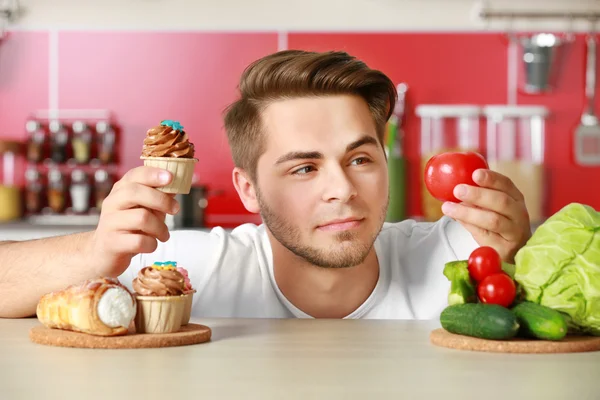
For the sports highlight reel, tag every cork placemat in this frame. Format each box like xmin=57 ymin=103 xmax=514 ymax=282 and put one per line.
xmin=430 ymin=328 xmax=600 ymax=354
xmin=29 ymin=323 xmax=212 ymax=349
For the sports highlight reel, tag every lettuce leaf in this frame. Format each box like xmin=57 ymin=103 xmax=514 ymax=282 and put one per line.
xmin=514 ymin=203 xmax=600 ymax=335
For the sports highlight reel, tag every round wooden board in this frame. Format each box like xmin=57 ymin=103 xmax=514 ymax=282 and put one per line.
xmin=430 ymin=328 xmax=600 ymax=354
xmin=29 ymin=323 xmax=212 ymax=349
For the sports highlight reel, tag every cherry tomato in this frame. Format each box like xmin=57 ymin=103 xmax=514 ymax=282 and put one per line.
xmin=468 ymin=246 xmax=502 ymax=282
xmin=424 ymin=151 xmax=489 ymax=203
xmin=477 ymin=273 xmax=516 ymax=308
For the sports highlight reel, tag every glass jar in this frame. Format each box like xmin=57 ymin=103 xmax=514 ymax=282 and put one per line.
xmin=483 ymin=105 xmax=549 ymax=225
xmin=96 ymin=121 xmax=116 ymax=164
xmin=70 ymin=169 xmax=91 ymax=214
xmin=25 ymin=120 xmax=47 ymax=163
xmin=49 ymin=121 xmax=70 ymax=164
xmin=25 ymin=168 xmax=44 ymax=214
xmin=47 ymin=168 xmax=66 ymax=213
xmin=0 ymin=141 xmax=24 ymax=222
xmin=94 ymin=169 xmax=113 ymax=211
xmin=71 ymin=121 xmax=92 ymax=164
xmin=415 ymin=105 xmax=482 ymax=221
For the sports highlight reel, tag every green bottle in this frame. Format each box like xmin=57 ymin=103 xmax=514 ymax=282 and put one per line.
xmin=385 ymin=116 xmax=406 ymax=222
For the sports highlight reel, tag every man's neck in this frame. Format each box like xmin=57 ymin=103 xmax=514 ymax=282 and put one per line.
xmin=269 ymin=235 xmax=380 ymax=319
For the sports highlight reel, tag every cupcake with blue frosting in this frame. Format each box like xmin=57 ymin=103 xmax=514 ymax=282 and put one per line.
xmin=132 ymin=261 xmax=188 ymax=333
xmin=140 ymin=120 xmax=197 ymax=194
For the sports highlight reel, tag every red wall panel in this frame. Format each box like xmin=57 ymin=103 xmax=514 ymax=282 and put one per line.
xmin=288 ymin=33 xmax=507 ymax=218
xmin=288 ymin=32 xmax=600 ymax=217
xmin=58 ymin=31 xmax=277 ymax=225
xmin=1 ymin=31 xmax=598 ymax=226
xmin=515 ymin=35 xmax=600 ymax=214
xmin=0 ymin=31 xmax=49 ymax=185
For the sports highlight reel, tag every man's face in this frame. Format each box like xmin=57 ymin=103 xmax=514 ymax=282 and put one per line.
xmin=254 ymin=94 xmax=389 ymax=269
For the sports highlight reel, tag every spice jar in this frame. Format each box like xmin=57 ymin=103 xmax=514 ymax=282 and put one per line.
xmin=25 ymin=168 xmax=44 ymax=214
xmin=70 ymin=169 xmax=91 ymax=214
xmin=71 ymin=121 xmax=92 ymax=164
xmin=96 ymin=121 xmax=116 ymax=164
xmin=415 ymin=105 xmax=482 ymax=221
xmin=25 ymin=120 xmax=47 ymax=163
xmin=49 ymin=121 xmax=70 ymax=164
xmin=94 ymin=169 xmax=113 ymax=210
xmin=47 ymin=169 xmax=66 ymax=213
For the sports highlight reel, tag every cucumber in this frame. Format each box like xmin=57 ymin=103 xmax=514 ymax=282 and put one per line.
xmin=440 ymin=303 xmax=520 ymax=340
xmin=511 ymin=302 xmax=568 ymax=341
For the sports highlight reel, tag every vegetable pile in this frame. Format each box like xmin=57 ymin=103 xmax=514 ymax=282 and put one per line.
xmin=441 ymin=202 xmax=600 ymax=341
xmin=442 ymin=244 xmax=568 ymax=341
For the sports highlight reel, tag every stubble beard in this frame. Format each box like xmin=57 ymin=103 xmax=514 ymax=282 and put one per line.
xmin=256 ymin=188 xmax=389 ymax=269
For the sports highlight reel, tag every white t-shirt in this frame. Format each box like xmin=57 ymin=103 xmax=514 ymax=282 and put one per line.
xmin=121 ymin=216 xmax=478 ymax=320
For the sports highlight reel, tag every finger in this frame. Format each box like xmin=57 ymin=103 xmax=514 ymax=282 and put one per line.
xmin=107 ymin=208 xmax=170 ymax=242
xmin=105 ymin=183 xmax=180 ymax=215
xmin=457 ymin=219 xmax=506 ymax=244
xmin=151 ymin=194 xmax=176 ymax=222
xmin=112 ymin=233 xmax=159 ymax=255
xmin=453 ymin=184 xmax=516 ymax=220
xmin=114 ymin=166 xmax=172 ymax=190
xmin=472 ymin=169 xmax=524 ymax=202
xmin=442 ymin=202 xmax=516 ymax=240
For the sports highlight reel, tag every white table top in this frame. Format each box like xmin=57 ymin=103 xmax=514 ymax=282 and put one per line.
xmin=1 ymin=317 xmax=598 ymax=399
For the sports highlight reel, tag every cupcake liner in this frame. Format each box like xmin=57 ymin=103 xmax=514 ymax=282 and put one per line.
xmin=181 ymin=290 xmax=196 ymax=326
xmin=140 ymin=156 xmax=198 ymax=194
xmin=134 ymin=294 xmax=186 ymax=334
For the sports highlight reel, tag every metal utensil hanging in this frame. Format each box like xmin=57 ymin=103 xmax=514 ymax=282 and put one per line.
xmin=575 ymin=25 xmax=600 ymax=166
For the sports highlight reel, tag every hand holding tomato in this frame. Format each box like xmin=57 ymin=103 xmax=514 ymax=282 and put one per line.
xmin=424 ymin=151 xmax=488 ymax=203
xmin=425 ymin=151 xmax=532 ymax=263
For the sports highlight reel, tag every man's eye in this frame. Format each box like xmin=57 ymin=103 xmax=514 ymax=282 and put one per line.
xmin=351 ymin=157 xmax=371 ymax=165
xmin=292 ymin=166 xmax=315 ymax=175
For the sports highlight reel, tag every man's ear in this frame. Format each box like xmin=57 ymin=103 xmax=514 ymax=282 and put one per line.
xmin=232 ymin=167 xmax=260 ymax=213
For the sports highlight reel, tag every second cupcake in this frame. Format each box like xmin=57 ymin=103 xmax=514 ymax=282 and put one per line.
xmin=132 ymin=262 xmax=189 ymax=334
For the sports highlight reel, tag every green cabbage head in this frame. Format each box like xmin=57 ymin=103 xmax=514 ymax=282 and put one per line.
xmin=514 ymin=203 xmax=600 ymax=335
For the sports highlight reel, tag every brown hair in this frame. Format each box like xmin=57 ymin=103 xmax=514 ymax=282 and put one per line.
xmin=223 ymin=50 xmax=397 ymax=182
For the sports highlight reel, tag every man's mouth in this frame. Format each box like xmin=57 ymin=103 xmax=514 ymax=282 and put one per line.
xmin=316 ymin=217 xmax=364 ymax=232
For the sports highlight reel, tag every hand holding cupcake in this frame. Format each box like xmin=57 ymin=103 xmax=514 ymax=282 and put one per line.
xmin=140 ymin=120 xmax=197 ymax=194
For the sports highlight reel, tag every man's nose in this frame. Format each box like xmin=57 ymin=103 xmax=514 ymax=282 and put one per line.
xmin=321 ymin=166 xmax=357 ymax=203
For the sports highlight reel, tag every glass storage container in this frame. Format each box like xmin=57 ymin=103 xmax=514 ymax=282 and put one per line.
xmin=483 ymin=105 xmax=548 ymax=225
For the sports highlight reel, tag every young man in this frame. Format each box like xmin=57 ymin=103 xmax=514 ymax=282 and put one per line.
xmin=0 ymin=50 xmax=531 ymax=319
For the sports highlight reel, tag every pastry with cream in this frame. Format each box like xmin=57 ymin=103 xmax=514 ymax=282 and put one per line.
xmin=132 ymin=262 xmax=189 ymax=333
xmin=36 ymin=277 xmax=137 ymax=336
xmin=140 ymin=120 xmax=197 ymax=194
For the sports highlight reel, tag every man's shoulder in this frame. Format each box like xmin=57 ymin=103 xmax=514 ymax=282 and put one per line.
xmin=165 ymin=223 xmax=267 ymax=256
xmin=376 ymin=217 xmax=478 ymax=261
xmin=377 ymin=217 xmax=448 ymax=242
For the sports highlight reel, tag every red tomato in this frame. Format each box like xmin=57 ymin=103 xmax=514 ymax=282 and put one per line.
xmin=468 ymin=246 xmax=502 ymax=282
xmin=424 ymin=151 xmax=489 ymax=203
xmin=477 ymin=273 xmax=516 ymax=308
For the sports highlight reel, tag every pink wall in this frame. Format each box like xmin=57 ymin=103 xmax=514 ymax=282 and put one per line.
xmin=0 ymin=30 xmax=598 ymax=226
